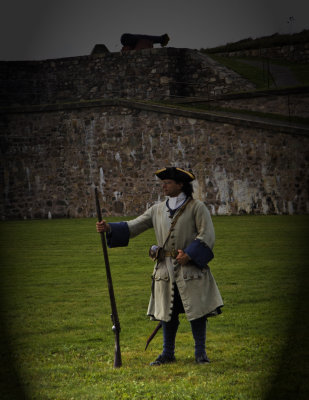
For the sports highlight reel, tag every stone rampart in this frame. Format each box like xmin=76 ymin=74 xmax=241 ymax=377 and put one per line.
xmin=0 ymin=48 xmax=254 ymax=107
xmin=209 ymin=88 xmax=309 ymax=118
xmin=1 ymin=100 xmax=308 ymax=219
xmin=1 ymin=48 xmax=308 ymax=219
xmin=214 ymin=42 xmax=309 ymax=63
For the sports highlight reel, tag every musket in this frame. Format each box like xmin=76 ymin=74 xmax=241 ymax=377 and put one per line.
xmin=95 ymin=187 xmax=122 ymax=368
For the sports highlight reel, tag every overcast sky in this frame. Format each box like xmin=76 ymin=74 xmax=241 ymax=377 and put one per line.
xmin=1 ymin=0 xmax=308 ymax=61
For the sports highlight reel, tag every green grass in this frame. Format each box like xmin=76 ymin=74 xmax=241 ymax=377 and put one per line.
xmin=1 ymin=215 xmax=309 ymax=399
xmin=270 ymin=59 xmax=309 ymax=87
xmin=206 ymin=55 xmax=272 ymax=89
xmin=206 ymin=54 xmax=309 ymax=89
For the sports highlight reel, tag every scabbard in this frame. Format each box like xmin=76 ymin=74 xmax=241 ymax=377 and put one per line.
xmin=145 ymin=321 xmax=162 ymax=351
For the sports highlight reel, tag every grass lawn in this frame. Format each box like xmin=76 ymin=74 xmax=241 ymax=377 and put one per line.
xmin=207 ymin=54 xmax=309 ymax=89
xmin=0 ymin=215 xmax=308 ymax=399
xmin=207 ymin=55 xmax=270 ymax=89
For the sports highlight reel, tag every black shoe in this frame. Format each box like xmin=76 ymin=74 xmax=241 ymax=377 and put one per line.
xmin=195 ymin=354 xmax=210 ymax=364
xmin=150 ymin=353 xmax=176 ymax=366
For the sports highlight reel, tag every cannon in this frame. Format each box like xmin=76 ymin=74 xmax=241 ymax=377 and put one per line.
xmin=120 ymin=33 xmax=169 ymax=51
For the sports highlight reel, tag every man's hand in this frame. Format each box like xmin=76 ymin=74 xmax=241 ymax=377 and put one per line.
xmin=176 ymin=249 xmax=190 ymax=265
xmin=96 ymin=220 xmax=110 ymax=233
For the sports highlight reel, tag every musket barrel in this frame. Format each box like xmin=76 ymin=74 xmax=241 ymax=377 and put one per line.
xmin=95 ymin=188 xmax=122 ymax=368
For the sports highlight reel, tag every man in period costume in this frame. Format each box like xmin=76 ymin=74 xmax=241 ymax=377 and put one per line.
xmin=96 ymin=167 xmax=223 ymax=365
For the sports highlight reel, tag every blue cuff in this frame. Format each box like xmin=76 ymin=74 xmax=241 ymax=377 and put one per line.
xmin=184 ymin=239 xmax=214 ymax=269
xmin=106 ymin=222 xmax=130 ymax=247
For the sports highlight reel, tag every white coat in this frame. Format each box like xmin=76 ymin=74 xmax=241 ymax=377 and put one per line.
xmin=126 ymin=198 xmax=223 ymax=322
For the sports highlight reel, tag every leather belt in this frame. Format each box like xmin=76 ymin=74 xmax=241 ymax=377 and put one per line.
xmin=163 ymin=250 xmax=178 ymax=259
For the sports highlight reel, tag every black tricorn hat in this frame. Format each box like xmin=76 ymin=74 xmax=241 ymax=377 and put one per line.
xmin=155 ymin=167 xmax=195 ymax=182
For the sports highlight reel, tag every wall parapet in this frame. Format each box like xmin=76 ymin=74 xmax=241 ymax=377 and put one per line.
xmin=1 ymin=98 xmax=308 ymax=136
xmin=0 ymin=48 xmax=254 ymax=107
xmin=211 ymin=42 xmax=309 ymax=63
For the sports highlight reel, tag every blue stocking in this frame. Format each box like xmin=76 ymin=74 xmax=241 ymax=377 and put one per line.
xmin=161 ymin=315 xmax=180 ymax=357
xmin=190 ymin=315 xmax=207 ymax=358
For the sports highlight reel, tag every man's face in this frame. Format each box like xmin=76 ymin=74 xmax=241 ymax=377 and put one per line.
xmin=162 ymin=179 xmax=183 ymax=197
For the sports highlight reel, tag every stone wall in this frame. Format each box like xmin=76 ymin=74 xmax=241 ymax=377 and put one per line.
xmin=215 ymin=42 xmax=309 ymax=63
xmin=1 ymin=48 xmax=308 ymax=219
xmin=1 ymin=101 xmax=308 ymax=219
xmin=210 ymin=89 xmax=309 ymax=118
xmin=0 ymin=48 xmax=254 ymax=107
